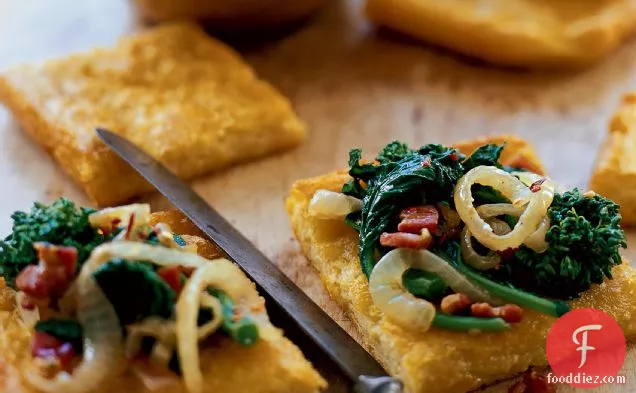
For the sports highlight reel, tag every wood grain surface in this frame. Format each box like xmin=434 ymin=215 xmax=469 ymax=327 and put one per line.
xmin=0 ymin=0 xmax=635 ymax=391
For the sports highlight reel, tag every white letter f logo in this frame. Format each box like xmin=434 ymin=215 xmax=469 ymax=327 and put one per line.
xmin=572 ymin=324 xmax=602 ymax=368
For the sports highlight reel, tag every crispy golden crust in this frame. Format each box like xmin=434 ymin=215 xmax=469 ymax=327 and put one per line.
xmin=0 ymin=211 xmax=326 ymax=393
xmin=0 ymin=23 xmax=305 ymax=207
xmin=286 ymin=135 xmax=636 ymax=393
xmin=590 ymin=94 xmax=636 ymax=225
xmin=365 ymin=0 xmax=636 ymax=68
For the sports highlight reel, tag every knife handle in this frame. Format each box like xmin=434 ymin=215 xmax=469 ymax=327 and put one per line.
xmin=354 ymin=376 xmax=404 ymax=393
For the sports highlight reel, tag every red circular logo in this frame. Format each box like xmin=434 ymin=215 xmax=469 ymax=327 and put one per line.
xmin=546 ymin=308 xmax=626 ymax=388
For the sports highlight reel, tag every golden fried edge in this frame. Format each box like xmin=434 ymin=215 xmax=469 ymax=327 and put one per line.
xmin=590 ymin=93 xmax=636 ymax=226
xmin=365 ymin=0 xmax=636 ymax=68
xmin=0 ymin=211 xmax=326 ymax=393
xmin=0 ymin=23 xmax=306 ymax=207
xmin=286 ymin=135 xmax=636 ymax=393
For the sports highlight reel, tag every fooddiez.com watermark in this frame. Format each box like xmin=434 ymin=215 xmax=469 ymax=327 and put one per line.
xmin=546 ymin=308 xmax=627 ymax=388
xmin=546 ymin=373 xmax=626 ymax=385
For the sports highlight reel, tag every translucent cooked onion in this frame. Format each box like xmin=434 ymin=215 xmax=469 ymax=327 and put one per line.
xmin=89 ymin=204 xmax=150 ymax=231
xmin=461 ymin=218 xmax=511 ymax=271
xmin=26 ymin=275 xmax=124 ymax=393
xmin=477 ymin=203 xmax=550 ymax=253
xmin=308 ymin=190 xmax=362 ymax=219
xmin=454 ymin=166 xmax=554 ymax=251
xmin=150 ymin=340 xmax=174 ymax=368
xmin=369 ymin=249 xmax=436 ymax=331
xmin=523 ymin=216 xmax=550 ymax=253
xmin=511 ymin=171 xmax=559 ymax=193
xmin=395 ymin=248 xmax=499 ymax=304
xmin=126 ymin=318 xmax=177 ymax=360
xmin=84 ymin=242 xmax=210 ymax=271
xmin=476 ymin=203 xmax=524 ymax=219
xmin=197 ymin=293 xmax=223 ymax=340
xmin=126 ymin=299 xmax=221 ymax=367
xmin=177 ymin=261 xmax=264 ymax=393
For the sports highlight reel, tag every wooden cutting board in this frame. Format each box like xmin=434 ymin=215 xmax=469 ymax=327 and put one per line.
xmin=0 ymin=0 xmax=634 ymax=391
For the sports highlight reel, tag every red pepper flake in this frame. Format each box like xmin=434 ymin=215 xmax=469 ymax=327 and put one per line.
xmin=124 ymin=213 xmax=136 ymax=240
xmin=449 ymin=152 xmax=459 ymax=162
xmin=421 ymin=157 xmax=432 ymax=168
xmin=529 ymin=178 xmax=546 ymax=193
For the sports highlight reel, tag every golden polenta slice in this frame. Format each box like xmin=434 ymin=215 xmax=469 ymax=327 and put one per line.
xmin=0 ymin=22 xmax=305 ymax=207
xmin=286 ymin=135 xmax=636 ymax=393
xmin=590 ymin=94 xmax=636 ymax=225
xmin=0 ymin=211 xmax=327 ymax=393
xmin=365 ymin=0 xmax=636 ymax=68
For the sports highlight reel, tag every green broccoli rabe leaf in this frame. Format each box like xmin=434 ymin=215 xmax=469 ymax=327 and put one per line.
xmin=376 ymin=141 xmax=415 ymax=164
xmin=402 ymin=269 xmax=448 ymax=300
xmin=346 ymin=142 xmax=508 ymax=278
xmin=207 ymin=288 xmax=259 ymax=347
xmin=462 ymin=144 xmax=504 ymax=172
xmin=344 ymin=143 xmax=466 ymax=277
xmin=35 ymin=319 xmax=83 ymax=350
xmin=0 ymin=198 xmax=108 ymax=287
xmin=471 ymin=185 xmax=510 ymax=205
xmin=93 ymin=259 xmax=176 ymax=326
xmin=489 ymin=189 xmax=626 ymax=299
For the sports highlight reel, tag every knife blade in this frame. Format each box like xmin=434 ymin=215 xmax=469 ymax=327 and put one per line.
xmin=96 ymin=128 xmax=403 ymax=393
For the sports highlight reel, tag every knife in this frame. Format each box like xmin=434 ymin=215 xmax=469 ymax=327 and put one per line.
xmin=96 ymin=128 xmax=404 ymax=393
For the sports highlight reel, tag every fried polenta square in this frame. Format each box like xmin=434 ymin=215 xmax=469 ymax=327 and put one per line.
xmin=365 ymin=0 xmax=636 ymax=68
xmin=0 ymin=211 xmax=327 ymax=393
xmin=0 ymin=22 xmax=305 ymax=206
xmin=286 ymin=135 xmax=636 ymax=393
xmin=590 ymin=94 xmax=636 ymax=225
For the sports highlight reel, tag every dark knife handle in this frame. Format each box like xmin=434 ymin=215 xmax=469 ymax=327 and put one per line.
xmin=354 ymin=376 xmax=404 ymax=393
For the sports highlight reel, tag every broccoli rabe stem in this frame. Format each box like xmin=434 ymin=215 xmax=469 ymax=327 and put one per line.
xmin=209 ymin=289 xmax=259 ymax=346
xmin=432 ymin=314 xmax=510 ymax=332
xmin=456 ymin=263 xmax=570 ymax=317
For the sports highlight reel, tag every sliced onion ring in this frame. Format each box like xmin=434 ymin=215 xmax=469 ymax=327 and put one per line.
xmin=25 ymin=271 xmax=124 ymax=393
xmin=476 ymin=203 xmax=550 ymax=253
xmin=461 ymin=218 xmax=511 ymax=271
xmin=523 ymin=216 xmax=550 ymax=253
xmin=177 ymin=260 xmax=268 ymax=393
xmin=88 ymin=204 xmax=150 ymax=230
xmin=396 ymin=248 xmax=500 ymax=305
xmin=476 ymin=203 xmax=524 ymax=219
xmin=454 ymin=166 xmax=554 ymax=251
xmin=369 ymin=249 xmax=436 ymax=331
xmin=309 ymin=190 xmax=362 ymax=219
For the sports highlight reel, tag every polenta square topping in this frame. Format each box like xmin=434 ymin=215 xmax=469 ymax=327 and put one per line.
xmin=308 ymin=141 xmax=626 ymax=333
xmin=0 ymin=200 xmax=326 ymax=393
